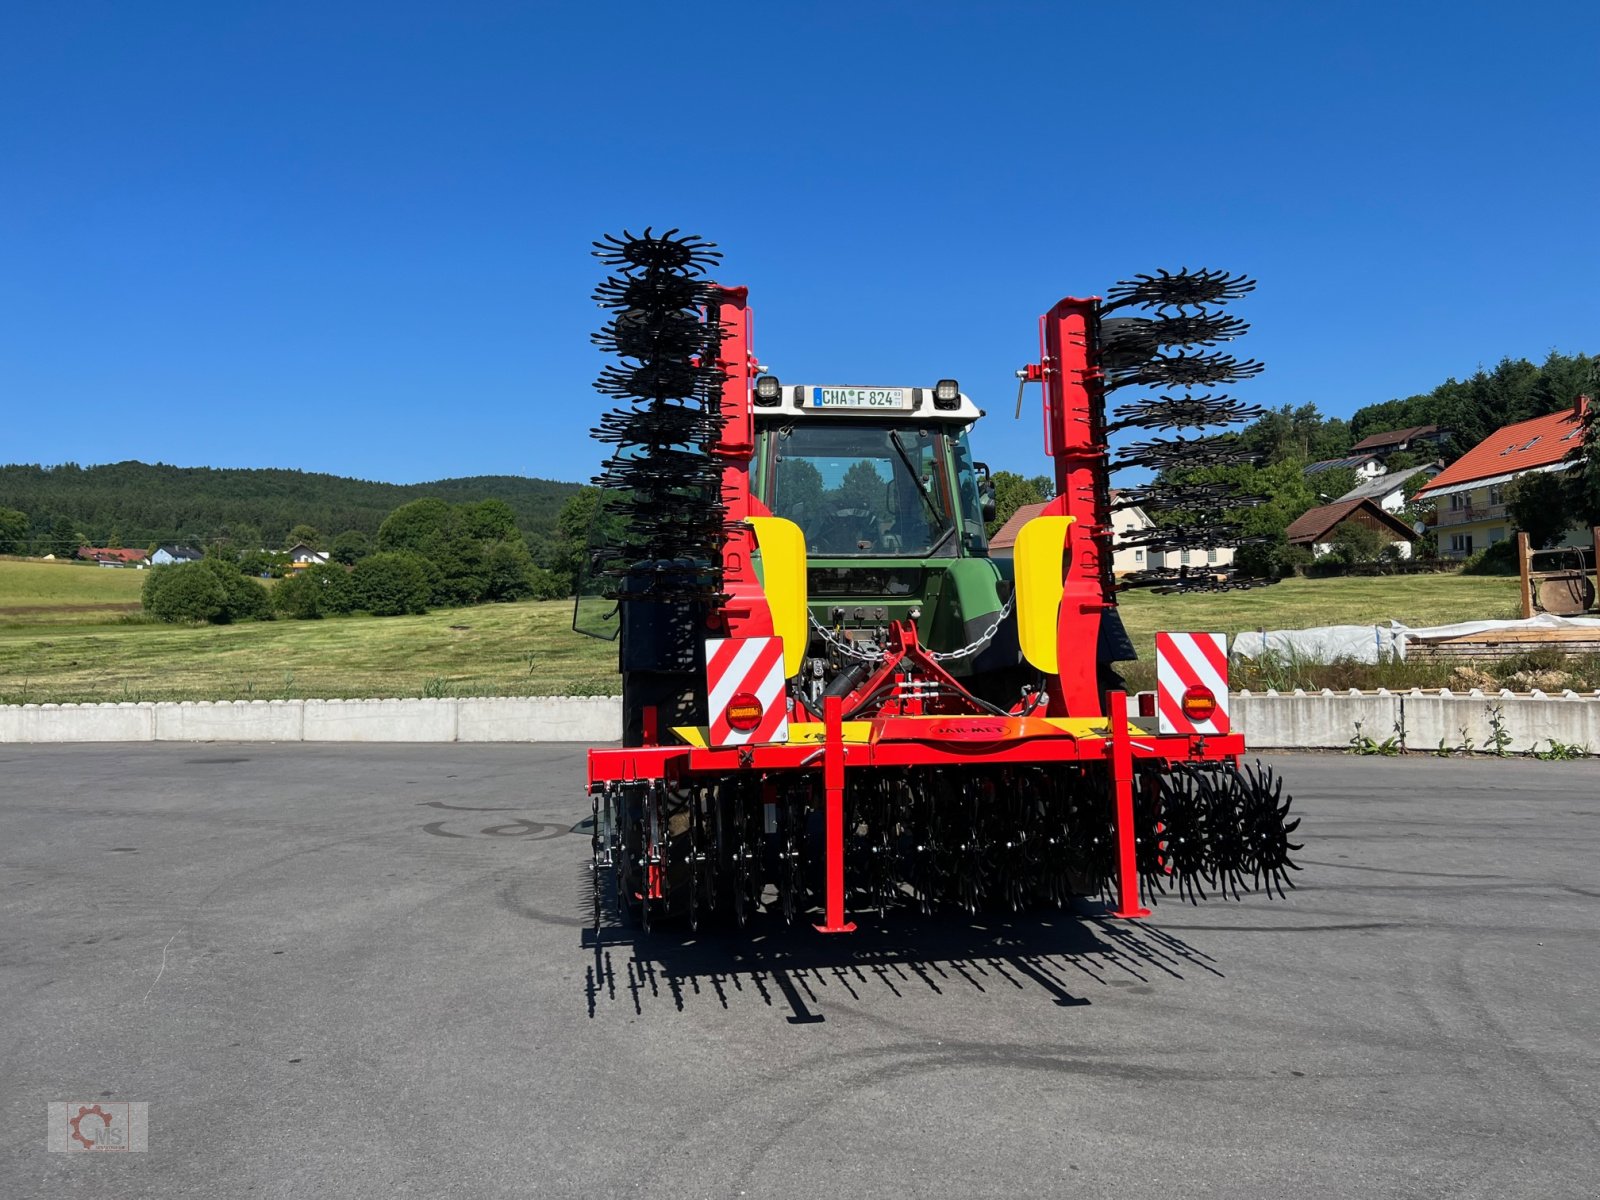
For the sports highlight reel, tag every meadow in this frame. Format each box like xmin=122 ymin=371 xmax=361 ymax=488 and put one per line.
xmin=0 ymin=557 xmax=145 ymax=626
xmin=0 ymin=558 xmax=1522 ymax=704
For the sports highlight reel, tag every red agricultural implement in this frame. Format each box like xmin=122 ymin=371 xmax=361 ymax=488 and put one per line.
xmin=578 ymin=231 xmax=1299 ymax=933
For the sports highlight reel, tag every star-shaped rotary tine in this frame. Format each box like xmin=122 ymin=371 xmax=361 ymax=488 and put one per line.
xmin=1103 ymin=267 xmax=1256 ymax=313
xmin=1109 ymin=393 xmax=1266 ymax=432
xmin=592 ymin=227 xmax=722 ymax=275
xmin=1105 ymin=349 xmax=1265 ymax=391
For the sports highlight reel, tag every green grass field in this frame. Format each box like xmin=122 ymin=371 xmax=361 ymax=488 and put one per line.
xmin=1116 ymin=573 xmax=1521 ymax=659
xmin=0 ymin=558 xmax=1523 ymax=704
xmin=0 ymin=557 xmax=146 ymax=626
xmin=0 ymin=599 xmax=618 ymax=704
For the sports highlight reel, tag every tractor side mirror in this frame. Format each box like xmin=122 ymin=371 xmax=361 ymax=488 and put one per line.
xmin=975 ymin=462 xmax=997 ymax=521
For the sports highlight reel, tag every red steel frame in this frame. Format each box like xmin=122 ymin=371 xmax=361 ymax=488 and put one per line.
xmin=589 ymin=286 xmax=1241 ymax=932
xmin=707 ymin=285 xmax=774 ymax=644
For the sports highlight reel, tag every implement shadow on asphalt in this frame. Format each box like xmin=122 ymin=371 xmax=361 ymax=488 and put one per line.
xmin=577 ymin=871 xmax=1223 ymax=1024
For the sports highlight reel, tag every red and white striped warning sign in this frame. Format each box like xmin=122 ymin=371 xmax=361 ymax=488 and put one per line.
xmin=706 ymin=636 xmax=789 ymax=746
xmin=1155 ymin=631 xmax=1230 ymax=735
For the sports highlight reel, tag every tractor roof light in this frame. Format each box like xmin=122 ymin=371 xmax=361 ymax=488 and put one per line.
xmin=725 ymin=691 xmax=765 ymax=732
xmin=754 ymin=375 xmax=782 ymax=406
xmin=1181 ymin=685 xmax=1217 ymax=723
xmin=934 ymin=378 xmax=961 ymax=410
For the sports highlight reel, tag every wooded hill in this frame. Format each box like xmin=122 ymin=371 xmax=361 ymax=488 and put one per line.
xmin=0 ymin=461 xmax=583 ymax=551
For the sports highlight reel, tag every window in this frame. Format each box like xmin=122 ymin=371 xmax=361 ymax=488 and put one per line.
xmin=1488 ymin=528 xmax=1506 ymax=545
xmin=1180 ymin=550 xmax=1191 ymax=565
xmin=1522 ymin=436 xmax=1540 ymax=451
xmin=1207 ymin=548 xmax=1218 ymax=563
xmin=1450 ymin=533 xmax=1473 ymax=555
xmin=768 ymin=424 xmax=957 ymax=557
xmin=1450 ymin=493 xmax=1468 ymax=511
xmin=1134 ymin=548 xmax=1144 ymax=562
xmin=1488 ymin=485 xmax=1504 ymax=506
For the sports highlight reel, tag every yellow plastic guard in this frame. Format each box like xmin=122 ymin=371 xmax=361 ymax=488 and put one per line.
xmin=673 ymin=721 xmax=874 ymax=748
xmin=747 ymin=516 xmax=808 ymax=678
xmin=1012 ymin=515 xmax=1074 ymax=673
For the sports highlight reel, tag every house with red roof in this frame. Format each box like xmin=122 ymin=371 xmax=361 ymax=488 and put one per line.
xmin=76 ymin=547 xmax=149 ymax=567
xmin=1412 ymin=398 xmax=1588 ymax=558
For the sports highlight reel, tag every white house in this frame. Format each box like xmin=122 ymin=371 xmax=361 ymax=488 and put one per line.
xmin=988 ymin=497 xmax=1232 ymax=575
xmin=150 ymin=544 xmax=202 ymax=565
xmin=1305 ymin=453 xmax=1386 ymax=485
xmin=286 ymin=543 xmax=331 ymax=569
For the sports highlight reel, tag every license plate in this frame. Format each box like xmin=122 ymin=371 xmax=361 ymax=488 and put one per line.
xmin=810 ymin=386 xmax=909 ymax=410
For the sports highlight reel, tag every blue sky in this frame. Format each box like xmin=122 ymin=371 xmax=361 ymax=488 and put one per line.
xmin=3 ymin=1 xmax=1596 ymax=485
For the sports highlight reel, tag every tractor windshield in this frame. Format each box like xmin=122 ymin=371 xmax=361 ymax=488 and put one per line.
xmin=767 ymin=423 xmax=957 ymax=556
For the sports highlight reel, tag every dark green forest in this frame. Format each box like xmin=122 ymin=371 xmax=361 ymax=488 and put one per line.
xmin=1248 ymin=350 xmax=1598 ymax=466
xmin=0 ymin=461 xmax=582 ymax=555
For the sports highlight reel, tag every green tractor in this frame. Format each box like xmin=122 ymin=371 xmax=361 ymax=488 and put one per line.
xmin=576 ymin=375 xmax=1133 ymax=743
xmin=749 ymin=380 xmax=1031 ymax=712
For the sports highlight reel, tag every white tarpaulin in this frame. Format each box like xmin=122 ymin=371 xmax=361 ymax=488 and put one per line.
xmin=1231 ymin=613 xmax=1600 ymax=664
xmin=1231 ymin=625 xmax=1399 ymax=665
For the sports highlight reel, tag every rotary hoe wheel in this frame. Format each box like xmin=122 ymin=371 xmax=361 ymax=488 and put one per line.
xmin=1131 ymin=761 xmax=1304 ymax=907
xmin=776 ymin=785 xmax=809 ymax=925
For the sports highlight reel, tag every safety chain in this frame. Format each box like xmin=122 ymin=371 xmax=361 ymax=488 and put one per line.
xmin=929 ymin=589 xmax=1014 ymax=661
xmin=805 ymin=589 xmax=1015 ymax=665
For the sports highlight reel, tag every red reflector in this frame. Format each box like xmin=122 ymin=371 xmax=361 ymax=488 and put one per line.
xmin=725 ymin=691 xmax=764 ymax=732
xmin=1181 ymin=686 xmax=1217 ymax=722
xmin=1137 ymin=691 xmax=1156 ymax=718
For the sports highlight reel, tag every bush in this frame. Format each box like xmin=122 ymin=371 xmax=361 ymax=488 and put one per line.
xmin=1327 ymin=521 xmax=1389 ymax=565
xmin=211 ymin=560 xmax=272 ymax=621
xmin=143 ymin=564 xmax=229 ymax=623
xmin=1235 ymin=538 xmax=1312 ymax=579
xmin=142 ymin=560 xmax=272 ymax=623
xmin=352 ymin=552 xmax=431 ymax=616
xmin=527 ymin=564 xmax=568 ymax=600
xmin=272 ymin=563 xmax=355 ymax=619
xmin=1461 ymin=539 xmax=1519 ymax=576
xmin=483 ymin=540 xmax=536 ymax=602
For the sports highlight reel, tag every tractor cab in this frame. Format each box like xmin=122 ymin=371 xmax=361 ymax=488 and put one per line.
xmin=752 ymin=382 xmax=992 ymax=559
xmin=750 ymin=381 xmax=1015 ymax=692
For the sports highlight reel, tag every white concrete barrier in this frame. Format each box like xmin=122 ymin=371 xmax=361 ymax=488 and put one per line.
xmin=154 ymin=699 xmax=305 ymax=742
xmin=1235 ymin=688 xmax=1600 ymax=754
xmin=0 ymin=701 xmax=157 ymax=743
xmin=0 ymin=696 xmax=622 ymax=744
xmin=456 ymin=696 xmax=620 ymax=742
xmin=0 ymin=692 xmax=1595 ymax=752
xmin=301 ymin=698 xmax=460 ymax=742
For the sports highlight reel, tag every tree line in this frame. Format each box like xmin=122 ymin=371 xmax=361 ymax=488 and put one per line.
xmin=0 ymin=460 xmax=579 ymax=555
xmin=139 ymin=495 xmax=602 ymax=624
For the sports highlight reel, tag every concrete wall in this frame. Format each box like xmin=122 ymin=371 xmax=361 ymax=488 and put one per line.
xmin=1234 ymin=688 xmax=1600 ymax=754
xmin=0 ymin=697 xmax=623 ymax=745
xmin=2 ymin=691 xmax=1596 ymax=753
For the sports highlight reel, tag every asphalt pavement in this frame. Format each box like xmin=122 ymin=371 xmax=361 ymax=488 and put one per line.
xmin=2 ymin=746 xmax=1596 ymax=1199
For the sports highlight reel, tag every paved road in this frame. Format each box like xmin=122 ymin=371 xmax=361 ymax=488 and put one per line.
xmin=2 ymin=747 xmax=1596 ymax=1198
